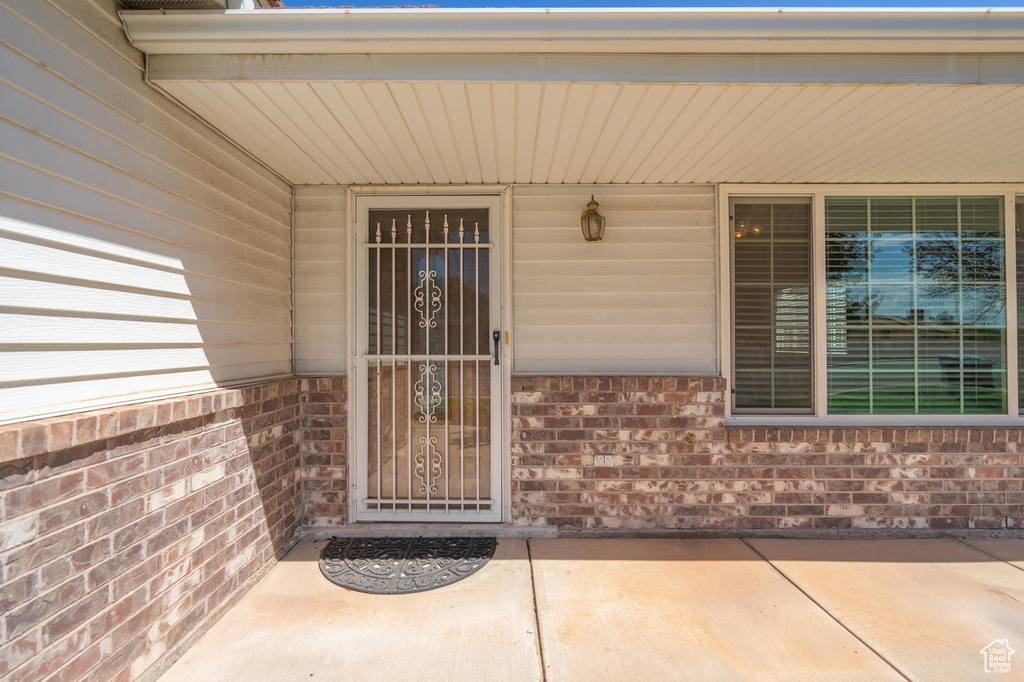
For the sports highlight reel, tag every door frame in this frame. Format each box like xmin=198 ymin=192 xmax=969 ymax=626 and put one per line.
xmin=346 ymin=186 xmax=513 ymax=523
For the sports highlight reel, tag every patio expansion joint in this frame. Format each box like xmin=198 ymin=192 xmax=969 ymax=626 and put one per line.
xmin=954 ymin=537 xmax=1024 ymax=574
xmin=526 ymin=539 xmax=549 ymax=682
xmin=739 ymin=538 xmax=914 ymax=682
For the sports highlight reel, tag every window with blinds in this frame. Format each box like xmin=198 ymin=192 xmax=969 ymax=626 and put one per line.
xmin=825 ymin=196 xmax=1007 ymax=415
xmin=731 ymin=200 xmax=813 ymax=413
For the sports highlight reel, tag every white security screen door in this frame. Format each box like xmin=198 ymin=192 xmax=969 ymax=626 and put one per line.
xmin=354 ymin=195 xmax=504 ymax=522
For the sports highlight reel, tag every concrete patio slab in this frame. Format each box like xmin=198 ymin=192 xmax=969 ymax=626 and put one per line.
xmin=749 ymin=539 xmax=1024 ymax=681
xmin=963 ymin=538 xmax=1024 ymax=571
xmin=529 ymin=538 xmax=901 ymax=681
xmin=159 ymin=539 xmax=541 ymax=682
xmin=158 ymin=538 xmax=1024 ymax=682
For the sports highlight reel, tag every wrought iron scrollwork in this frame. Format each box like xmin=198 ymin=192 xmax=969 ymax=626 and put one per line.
xmin=413 ymin=266 xmax=442 ymax=329
xmin=413 ymin=435 xmax=443 ymax=494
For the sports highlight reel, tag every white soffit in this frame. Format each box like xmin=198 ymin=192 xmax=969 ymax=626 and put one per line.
xmin=125 ymin=8 xmax=1024 ymax=185
xmin=158 ymin=81 xmax=1024 ymax=185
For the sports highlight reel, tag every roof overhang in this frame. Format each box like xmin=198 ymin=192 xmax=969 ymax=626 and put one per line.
xmin=118 ymin=8 xmax=1024 ymax=186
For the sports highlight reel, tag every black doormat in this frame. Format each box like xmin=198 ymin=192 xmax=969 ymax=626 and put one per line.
xmin=318 ymin=536 xmax=497 ymax=595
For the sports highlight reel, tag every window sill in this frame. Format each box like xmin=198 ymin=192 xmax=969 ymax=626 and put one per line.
xmin=727 ymin=415 xmax=1024 ymax=428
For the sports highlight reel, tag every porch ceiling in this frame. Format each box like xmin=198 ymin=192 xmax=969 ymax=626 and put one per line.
xmin=123 ymin=9 xmax=1024 ymax=186
xmin=158 ymin=79 xmax=1024 ymax=185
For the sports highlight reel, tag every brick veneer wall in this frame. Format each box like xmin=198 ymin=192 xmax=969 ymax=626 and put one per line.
xmin=511 ymin=376 xmax=1024 ymax=532
xmin=299 ymin=377 xmax=349 ymax=528
xmin=4 ymin=369 xmax=1019 ymax=680
xmin=0 ymin=379 xmax=304 ymax=682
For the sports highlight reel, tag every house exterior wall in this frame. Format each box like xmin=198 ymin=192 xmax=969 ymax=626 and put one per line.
xmin=293 ymin=187 xmax=348 ymax=375
xmin=291 ymin=184 xmax=1022 ymax=533
xmin=0 ymin=0 xmax=293 ymax=425
xmin=511 ymin=184 xmax=717 ymax=375
xmin=0 ymin=379 xmax=306 ymax=682
xmin=290 ymin=183 xmax=719 ymax=375
xmin=300 ymin=377 xmax=350 ymax=528
xmin=1 ymin=2 xmax=1019 ymax=680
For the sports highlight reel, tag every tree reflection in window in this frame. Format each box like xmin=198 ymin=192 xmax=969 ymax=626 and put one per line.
xmin=825 ymin=196 xmax=1006 ymax=415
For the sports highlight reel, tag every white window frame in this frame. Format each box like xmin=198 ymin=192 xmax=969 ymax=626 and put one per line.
xmin=729 ymin=195 xmax=815 ymax=415
xmin=718 ymin=184 xmax=1024 ymax=426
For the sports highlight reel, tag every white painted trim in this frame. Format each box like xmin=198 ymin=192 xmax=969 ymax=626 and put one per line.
xmin=718 ymin=188 xmax=730 ymax=401
xmin=719 ymin=183 xmax=1024 ymax=426
xmin=727 ymin=194 xmax=816 ymax=416
xmin=500 ymin=184 xmax=513 ymax=523
xmin=715 ymin=183 xmax=726 ymax=381
xmin=347 ymin=185 xmax=511 ymax=196
xmin=730 ymin=415 xmax=1024 ymax=427
xmin=289 ymin=187 xmax=296 ymax=376
xmin=812 ymin=194 xmax=828 ymax=419
xmin=346 ymin=187 xmax=358 ymax=523
xmin=145 ymin=53 xmax=1024 ymax=86
xmin=1007 ymin=194 xmax=1020 ymax=415
xmin=121 ymin=8 xmax=1024 ymax=55
xmin=720 ymin=184 xmax=1024 ymax=196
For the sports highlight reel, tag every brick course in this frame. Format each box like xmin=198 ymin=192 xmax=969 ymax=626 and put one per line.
xmin=0 ymin=379 xmax=306 ymax=682
xmin=511 ymin=376 xmax=1024 ymax=532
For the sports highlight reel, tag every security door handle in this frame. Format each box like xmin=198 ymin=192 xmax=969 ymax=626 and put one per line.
xmin=493 ymin=330 xmax=501 ymax=366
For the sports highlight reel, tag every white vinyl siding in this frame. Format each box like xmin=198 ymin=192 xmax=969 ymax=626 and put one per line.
xmin=0 ymin=0 xmax=292 ymax=424
xmin=293 ymin=186 xmax=348 ymax=375
xmin=511 ymin=184 xmax=717 ymax=375
xmin=290 ymin=184 xmax=718 ymax=376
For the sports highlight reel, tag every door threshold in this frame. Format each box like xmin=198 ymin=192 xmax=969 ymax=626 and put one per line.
xmin=300 ymin=523 xmax=558 ymax=540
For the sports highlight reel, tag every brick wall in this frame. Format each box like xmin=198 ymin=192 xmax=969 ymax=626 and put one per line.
xmin=0 ymin=379 xmax=304 ymax=682
xmin=511 ymin=376 xmax=1024 ymax=532
xmin=300 ymin=377 xmax=349 ymax=528
xmin=4 ymin=371 xmax=1020 ymax=680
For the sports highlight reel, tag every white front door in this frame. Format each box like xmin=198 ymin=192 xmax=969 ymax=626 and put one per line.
xmin=353 ymin=195 xmax=504 ymax=522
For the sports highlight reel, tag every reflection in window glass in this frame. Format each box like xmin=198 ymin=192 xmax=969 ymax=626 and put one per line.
xmin=825 ymin=196 xmax=1007 ymax=414
xmin=732 ymin=202 xmax=812 ymax=412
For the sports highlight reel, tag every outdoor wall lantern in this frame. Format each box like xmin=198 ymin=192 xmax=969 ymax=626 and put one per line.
xmin=580 ymin=195 xmax=606 ymax=242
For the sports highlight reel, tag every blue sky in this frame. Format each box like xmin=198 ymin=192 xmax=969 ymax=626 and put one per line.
xmin=280 ymin=1 xmax=1022 ymax=7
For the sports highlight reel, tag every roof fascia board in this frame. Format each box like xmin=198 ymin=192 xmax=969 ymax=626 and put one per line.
xmin=147 ymin=52 xmax=1024 ymax=86
xmin=120 ymin=8 xmax=1024 ymax=55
